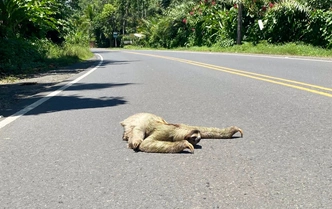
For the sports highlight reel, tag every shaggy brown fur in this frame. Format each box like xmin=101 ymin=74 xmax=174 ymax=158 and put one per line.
xmin=120 ymin=113 xmax=243 ymax=153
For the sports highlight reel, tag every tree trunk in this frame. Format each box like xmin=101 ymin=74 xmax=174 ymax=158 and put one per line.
xmin=237 ymin=3 xmax=243 ymax=45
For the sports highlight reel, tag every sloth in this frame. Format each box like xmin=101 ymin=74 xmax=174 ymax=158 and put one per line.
xmin=120 ymin=113 xmax=243 ymax=153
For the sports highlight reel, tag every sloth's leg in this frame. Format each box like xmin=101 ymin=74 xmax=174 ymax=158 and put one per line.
xmin=122 ymin=126 xmax=133 ymax=141
xmin=179 ymin=124 xmax=243 ymax=139
xmin=139 ymin=137 xmax=194 ymax=153
xmin=128 ymin=128 xmax=145 ymax=149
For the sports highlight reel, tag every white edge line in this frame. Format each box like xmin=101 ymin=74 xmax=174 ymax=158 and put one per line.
xmin=0 ymin=53 xmax=104 ymax=129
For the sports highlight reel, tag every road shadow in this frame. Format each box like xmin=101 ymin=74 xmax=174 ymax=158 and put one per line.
xmin=131 ymin=144 xmax=203 ymax=154
xmin=97 ymin=60 xmax=139 ymax=68
xmin=3 ymin=58 xmax=133 ymax=82
xmin=91 ymin=50 xmax=119 ymax=54
xmin=0 ymin=53 xmax=140 ymax=118
xmin=90 ymin=49 xmax=122 ymax=54
xmin=60 ymin=82 xmax=133 ymax=92
xmin=27 ymin=95 xmax=127 ymax=115
xmin=0 ymin=82 xmax=133 ymax=117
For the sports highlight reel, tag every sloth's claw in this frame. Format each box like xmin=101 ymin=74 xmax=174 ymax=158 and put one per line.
xmin=236 ymin=127 xmax=243 ymax=138
xmin=239 ymin=129 xmax=243 ymax=138
xmin=132 ymin=139 xmax=143 ymax=149
xmin=128 ymin=138 xmax=143 ymax=149
xmin=229 ymin=126 xmax=243 ymax=138
xmin=184 ymin=141 xmax=195 ymax=153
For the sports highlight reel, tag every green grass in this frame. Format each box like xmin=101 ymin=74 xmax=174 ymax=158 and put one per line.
xmin=47 ymin=43 xmax=93 ymax=61
xmin=0 ymin=38 xmax=93 ymax=81
xmin=215 ymin=42 xmax=332 ymax=57
xmin=125 ymin=42 xmax=332 ymax=58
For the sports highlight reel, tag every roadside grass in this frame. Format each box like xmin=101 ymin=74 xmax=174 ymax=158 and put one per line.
xmin=124 ymin=42 xmax=332 ymax=58
xmin=47 ymin=43 xmax=93 ymax=61
xmin=0 ymin=38 xmax=93 ymax=82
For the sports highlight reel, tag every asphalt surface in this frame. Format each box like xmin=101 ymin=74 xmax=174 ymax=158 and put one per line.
xmin=1 ymin=49 xmax=331 ymax=208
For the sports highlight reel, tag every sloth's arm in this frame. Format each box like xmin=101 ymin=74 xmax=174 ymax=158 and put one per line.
xmin=139 ymin=136 xmax=194 ymax=153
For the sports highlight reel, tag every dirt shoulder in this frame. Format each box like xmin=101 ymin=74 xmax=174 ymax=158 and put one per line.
xmin=0 ymin=55 xmax=100 ymax=118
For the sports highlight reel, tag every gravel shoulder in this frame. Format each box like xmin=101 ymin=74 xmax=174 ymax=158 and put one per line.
xmin=0 ymin=55 xmax=99 ymax=118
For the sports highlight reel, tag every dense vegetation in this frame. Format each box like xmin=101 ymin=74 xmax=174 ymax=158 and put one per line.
xmin=132 ymin=0 xmax=332 ymax=49
xmin=1 ymin=0 xmax=332 ymax=78
xmin=0 ymin=0 xmax=92 ymax=78
xmin=75 ymin=0 xmax=332 ymax=49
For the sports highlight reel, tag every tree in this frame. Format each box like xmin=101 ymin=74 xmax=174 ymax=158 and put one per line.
xmin=237 ymin=2 xmax=243 ymax=44
xmin=297 ymin=0 xmax=332 ymax=10
xmin=0 ymin=0 xmax=69 ymax=39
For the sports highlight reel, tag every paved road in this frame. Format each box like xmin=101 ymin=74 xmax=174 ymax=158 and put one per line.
xmin=1 ymin=49 xmax=331 ymax=208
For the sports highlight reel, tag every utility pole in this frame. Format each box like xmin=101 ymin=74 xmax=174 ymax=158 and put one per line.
xmin=237 ymin=2 xmax=243 ymax=45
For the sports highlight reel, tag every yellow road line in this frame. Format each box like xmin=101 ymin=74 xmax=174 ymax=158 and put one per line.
xmin=125 ymin=51 xmax=332 ymax=98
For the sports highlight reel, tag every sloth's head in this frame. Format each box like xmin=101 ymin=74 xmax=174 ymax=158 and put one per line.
xmin=186 ymin=130 xmax=201 ymax=145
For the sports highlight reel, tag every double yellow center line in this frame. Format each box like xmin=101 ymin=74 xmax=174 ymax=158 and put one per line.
xmin=125 ymin=51 xmax=332 ymax=98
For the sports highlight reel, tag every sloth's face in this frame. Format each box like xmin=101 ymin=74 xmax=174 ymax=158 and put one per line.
xmin=187 ymin=131 xmax=201 ymax=145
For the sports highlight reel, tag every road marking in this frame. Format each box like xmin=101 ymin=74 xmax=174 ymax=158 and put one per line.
xmin=125 ymin=51 xmax=332 ymax=98
xmin=157 ymin=50 xmax=332 ymax=63
xmin=0 ymin=54 xmax=104 ymax=130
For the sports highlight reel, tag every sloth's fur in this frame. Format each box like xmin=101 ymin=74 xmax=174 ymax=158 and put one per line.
xmin=120 ymin=113 xmax=243 ymax=153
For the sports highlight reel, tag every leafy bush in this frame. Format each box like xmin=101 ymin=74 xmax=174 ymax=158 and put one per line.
xmin=0 ymin=38 xmax=92 ymax=77
xmin=0 ymin=0 xmax=65 ymax=39
xmin=218 ymin=7 xmax=238 ymax=42
xmin=137 ymin=2 xmax=193 ymax=48
xmin=242 ymin=0 xmax=271 ymax=44
xmin=263 ymin=1 xmax=309 ymax=43
xmin=305 ymin=9 xmax=332 ymax=48
xmin=215 ymin=38 xmax=235 ymax=48
xmin=178 ymin=1 xmax=238 ymax=48
xmin=133 ymin=0 xmax=332 ymax=50
xmin=64 ymin=30 xmax=90 ymax=47
xmin=0 ymin=38 xmax=47 ymax=75
xmin=297 ymin=0 xmax=332 ymax=10
xmin=187 ymin=1 xmax=219 ymax=46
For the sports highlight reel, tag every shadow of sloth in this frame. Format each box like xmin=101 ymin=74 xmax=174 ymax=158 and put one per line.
xmin=121 ymin=113 xmax=243 ymax=153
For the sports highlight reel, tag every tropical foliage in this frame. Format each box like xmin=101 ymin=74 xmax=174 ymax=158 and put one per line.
xmin=136 ymin=0 xmax=332 ymax=49
xmin=1 ymin=0 xmax=332 ymax=77
xmin=0 ymin=0 xmax=90 ymax=77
